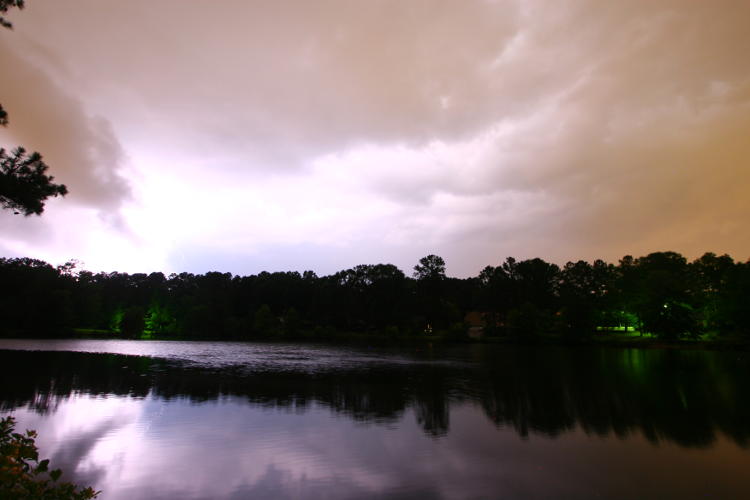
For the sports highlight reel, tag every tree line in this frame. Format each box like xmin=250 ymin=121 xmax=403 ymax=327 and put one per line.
xmin=0 ymin=251 xmax=748 ymax=341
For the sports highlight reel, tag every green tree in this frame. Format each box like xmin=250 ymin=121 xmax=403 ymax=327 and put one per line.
xmin=690 ymin=252 xmax=735 ymax=333
xmin=253 ymin=304 xmax=278 ymax=336
xmin=629 ymin=252 xmax=701 ymax=339
xmin=144 ymin=302 xmax=177 ymax=337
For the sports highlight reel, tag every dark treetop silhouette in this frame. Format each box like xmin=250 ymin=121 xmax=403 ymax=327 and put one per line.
xmin=0 ymin=251 xmax=748 ymax=342
xmin=0 ymin=148 xmax=68 ymax=215
xmin=0 ymin=1 xmax=24 ymax=29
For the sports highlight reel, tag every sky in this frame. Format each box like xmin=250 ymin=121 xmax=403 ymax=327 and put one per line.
xmin=1 ymin=0 xmax=749 ymax=278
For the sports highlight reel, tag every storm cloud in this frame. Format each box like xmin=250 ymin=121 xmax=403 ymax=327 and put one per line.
xmin=0 ymin=37 xmax=130 ymax=214
xmin=0 ymin=0 xmax=748 ymax=275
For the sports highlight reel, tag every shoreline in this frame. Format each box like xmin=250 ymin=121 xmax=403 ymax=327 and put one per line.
xmin=2 ymin=331 xmax=749 ymax=351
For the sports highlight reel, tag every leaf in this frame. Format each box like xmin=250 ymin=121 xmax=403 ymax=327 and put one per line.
xmin=36 ymin=458 xmax=49 ymax=473
xmin=50 ymin=468 xmax=62 ymax=481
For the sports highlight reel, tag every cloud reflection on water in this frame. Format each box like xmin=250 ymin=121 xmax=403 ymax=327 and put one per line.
xmin=7 ymin=395 xmax=750 ymax=500
xmin=1 ymin=343 xmax=750 ymax=498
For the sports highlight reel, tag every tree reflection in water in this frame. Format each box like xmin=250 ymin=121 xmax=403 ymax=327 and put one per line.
xmin=1 ymin=347 xmax=748 ymax=448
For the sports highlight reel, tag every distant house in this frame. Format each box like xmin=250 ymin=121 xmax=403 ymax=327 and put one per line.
xmin=464 ymin=311 xmax=486 ymax=327
xmin=464 ymin=311 xmax=487 ymax=339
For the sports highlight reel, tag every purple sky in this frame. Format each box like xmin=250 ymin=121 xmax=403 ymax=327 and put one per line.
xmin=1 ymin=0 xmax=749 ymax=277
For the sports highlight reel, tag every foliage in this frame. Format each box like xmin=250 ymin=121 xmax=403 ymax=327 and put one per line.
xmin=506 ymin=303 xmax=552 ymax=340
xmin=120 ymin=306 xmax=145 ymax=338
xmin=0 ymin=416 xmax=99 ymax=499
xmin=281 ymin=307 xmax=301 ymax=336
xmin=108 ymin=308 xmax=124 ymax=334
xmin=253 ymin=304 xmax=278 ymax=337
xmin=626 ymin=252 xmax=702 ymax=339
xmin=0 ymin=0 xmax=24 ymax=29
xmin=556 ymin=260 xmax=613 ymax=339
xmin=0 ymin=251 xmax=747 ymax=341
xmin=0 ymin=147 xmax=68 ymax=216
xmin=144 ymin=302 xmax=177 ymax=336
xmin=413 ymin=254 xmax=446 ymax=281
xmin=640 ymin=300 xmax=700 ymax=340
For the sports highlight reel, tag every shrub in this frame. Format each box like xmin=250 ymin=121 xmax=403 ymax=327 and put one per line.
xmin=0 ymin=416 xmax=99 ymax=499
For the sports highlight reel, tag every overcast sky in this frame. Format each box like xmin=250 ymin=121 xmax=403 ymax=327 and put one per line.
xmin=1 ymin=0 xmax=748 ymax=277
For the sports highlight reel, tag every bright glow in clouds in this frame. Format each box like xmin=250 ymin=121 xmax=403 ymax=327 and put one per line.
xmin=1 ymin=0 xmax=749 ymax=276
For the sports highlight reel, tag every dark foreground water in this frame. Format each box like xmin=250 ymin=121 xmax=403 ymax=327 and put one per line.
xmin=1 ymin=339 xmax=749 ymax=499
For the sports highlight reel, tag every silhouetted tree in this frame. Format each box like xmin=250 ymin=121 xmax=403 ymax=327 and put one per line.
xmin=413 ymin=254 xmax=446 ymax=280
xmin=513 ymin=258 xmax=560 ymax=310
xmin=0 ymin=148 xmax=68 ymax=215
xmin=0 ymin=0 xmax=24 ymax=29
xmin=281 ymin=307 xmax=301 ymax=336
xmin=414 ymin=255 xmax=455 ymax=331
xmin=629 ymin=252 xmax=701 ymax=339
xmin=120 ymin=306 xmax=145 ymax=338
xmin=253 ymin=304 xmax=278 ymax=336
xmin=496 ymin=258 xmax=559 ymax=339
xmin=0 ymin=257 xmax=74 ymax=336
xmin=690 ymin=252 xmax=736 ymax=333
xmin=717 ymin=260 xmax=750 ymax=336
xmin=557 ymin=260 xmax=615 ymax=339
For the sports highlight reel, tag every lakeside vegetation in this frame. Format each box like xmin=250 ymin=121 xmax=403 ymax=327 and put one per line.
xmin=0 ymin=416 xmax=99 ymax=499
xmin=1 ymin=251 xmax=748 ymax=345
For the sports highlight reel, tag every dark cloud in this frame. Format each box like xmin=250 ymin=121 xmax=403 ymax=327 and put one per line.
xmin=5 ymin=0 xmax=524 ymax=166
xmin=0 ymin=0 xmax=748 ymax=274
xmin=0 ymin=36 xmax=130 ymax=216
xmin=345 ymin=0 xmax=750 ymax=268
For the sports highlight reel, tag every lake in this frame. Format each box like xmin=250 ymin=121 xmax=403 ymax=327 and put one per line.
xmin=1 ymin=339 xmax=749 ymax=499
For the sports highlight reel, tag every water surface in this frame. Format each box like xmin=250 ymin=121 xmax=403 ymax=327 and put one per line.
xmin=1 ymin=339 xmax=749 ymax=499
